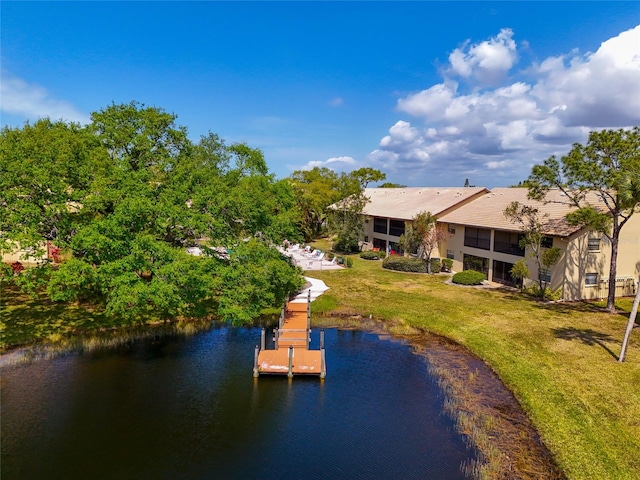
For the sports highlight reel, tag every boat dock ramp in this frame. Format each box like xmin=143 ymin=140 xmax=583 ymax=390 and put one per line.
xmin=253 ymin=291 xmax=326 ymax=378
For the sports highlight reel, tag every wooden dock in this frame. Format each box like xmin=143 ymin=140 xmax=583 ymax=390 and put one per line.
xmin=253 ymin=293 xmax=326 ymax=378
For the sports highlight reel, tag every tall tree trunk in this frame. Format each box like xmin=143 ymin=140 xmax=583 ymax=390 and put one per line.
xmin=619 ymin=277 xmax=640 ymax=362
xmin=607 ymin=227 xmax=620 ymax=312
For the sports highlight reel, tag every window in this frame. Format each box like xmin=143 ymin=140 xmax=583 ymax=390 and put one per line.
xmin=588 ymin=237 xmax=600 ymax=252
xmin=448 ymin=225 xmax=456 ymax=234
xmin=541 ymin=236 xmax=553 ymax=248
xmin=493 ymin=230 xmax=525 ymax=256
xmin=539 ymin=269 xmax=551 ymax=284
xmin=492 ymin=260 xmax=518 ymax=287
xmin=585 ymin=273 xmax=598 ymax=286
xmin=373 ymin=218 xmax=388 ymax=234
xmin=389 ymin=219 xmax=405 ymax=237
xmin=446 ymin=249 xmax=455 ymax=260
xmin=372 ymin=238 xmax=387 ymax=251
xmin=364 ymin=236 xmax=369 ymax=242
xmin=464 ymin=227 xmax=491 ymax=250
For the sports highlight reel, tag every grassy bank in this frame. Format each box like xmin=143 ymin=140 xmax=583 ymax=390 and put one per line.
xmin=309 ymin=254 xmax=639 ymax=480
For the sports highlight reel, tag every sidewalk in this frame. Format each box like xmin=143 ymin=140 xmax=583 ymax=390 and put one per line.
xmin=290 ymin=277 xmax=330 ymax=303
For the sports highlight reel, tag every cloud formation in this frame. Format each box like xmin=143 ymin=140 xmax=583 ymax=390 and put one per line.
xmin=368 ymin=25 xmax=640 ymax=186
xmin=297 ymin=155 xmax=359 ymax=172
xmin=1 ymin=72 xmax=90 ymax=124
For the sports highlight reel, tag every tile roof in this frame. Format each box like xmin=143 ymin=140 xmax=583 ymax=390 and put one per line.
xmin=438 ymin=188 xmax=607 ymax=236
xmin=360 ymin=187 xmax=489 ymax=221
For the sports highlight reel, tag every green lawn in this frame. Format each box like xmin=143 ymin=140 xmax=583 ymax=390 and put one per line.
xmin=309 ymin=255 xmax=639 ymax=480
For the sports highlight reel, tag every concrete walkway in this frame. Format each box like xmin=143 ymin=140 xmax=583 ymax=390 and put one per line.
xmin=290 ymin=277 xmax=330 ymax=303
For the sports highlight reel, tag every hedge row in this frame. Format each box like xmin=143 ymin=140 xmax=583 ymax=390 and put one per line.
xmin=359 ymin=251 xmax=386 ymax=260
xmin=382 ymin=256 xmax=429 ymax=273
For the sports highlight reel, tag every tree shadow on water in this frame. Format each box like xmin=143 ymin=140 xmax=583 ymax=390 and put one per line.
xmin=552 ymin=327 xmax=619 ymax=360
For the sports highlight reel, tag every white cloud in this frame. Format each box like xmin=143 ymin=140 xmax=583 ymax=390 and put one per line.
xmin=1 ymin=72 xmax=90 ymax=124
xmin=397 ymin=83 xmax=456 ymax=120
xmin=297 ymin=155 xmax=360 ymax=172
xmin=448 ymin=28 xmax=518 ymax=86
xmin=369 ymin=25 xmax=640 ymax=186
xmin=485 ymin=159 xmax=513 ymax=170
xmin=530 ymin=25 xmax=640 ymax=127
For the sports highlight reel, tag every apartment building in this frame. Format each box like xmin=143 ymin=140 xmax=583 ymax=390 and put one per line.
xmin=359 ymin=187 xmax=639 ymax=300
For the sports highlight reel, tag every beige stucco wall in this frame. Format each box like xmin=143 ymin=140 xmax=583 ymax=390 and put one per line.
xmin=438 ymin=223 xmax=465 ymax=269
xmin=617 ymin=213 xmax=640 ymax=280
xmin=1 ymin=242 xmax=48 ymax=265
xmin=560 ymin=214 xmax=640 ymax=301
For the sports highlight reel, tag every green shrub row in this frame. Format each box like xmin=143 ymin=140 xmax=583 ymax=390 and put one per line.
xmin=359 ymin=250 xmax=386 ymax=260
xmin=382 ymin=256 xmax=428 ymax=273
xmin=452 ymin=270 xmax=486 ymax=285
xmin=441 ymin=258 xmax=453 ymax=272
xmin=430 ymin=258 xmax=441 ymax=273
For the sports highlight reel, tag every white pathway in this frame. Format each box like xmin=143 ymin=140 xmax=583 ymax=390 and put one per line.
xmin=289 ymin=277 xmax=330 ymax=303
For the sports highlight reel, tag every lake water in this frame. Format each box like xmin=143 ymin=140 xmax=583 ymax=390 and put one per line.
xmin=1 ymin=327 xmax=474 ymax=479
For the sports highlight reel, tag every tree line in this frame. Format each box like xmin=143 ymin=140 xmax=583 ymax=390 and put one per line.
xmin=0 ymin=102 xmax=389 ymax=324
xmin=1 ymin=102 xmax=305 ymax=324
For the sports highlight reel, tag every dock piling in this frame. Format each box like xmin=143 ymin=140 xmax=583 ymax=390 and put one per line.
xmin=253 ymin=345 xmax=260 ymax=377
xmin=287 ymin=346 xmax=294 ymax=378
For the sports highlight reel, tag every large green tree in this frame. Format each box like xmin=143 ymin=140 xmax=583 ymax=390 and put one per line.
xmin=527 ymin=127 xmax=640 ymax=312
xmin=2 ymin=102 xmax=303 ymax=324
xmin=290 ymin=166 xmax=386 ymax=243
xmin=289 ymin=167 xmax=341 ymax=241
xmin=0 ymin=119 xmax=103 ymax=255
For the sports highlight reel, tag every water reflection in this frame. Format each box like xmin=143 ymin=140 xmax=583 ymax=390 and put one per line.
xmin=1 ymin=328 xmax=472 ymax=479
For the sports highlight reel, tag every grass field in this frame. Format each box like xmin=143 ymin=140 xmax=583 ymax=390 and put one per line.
xmin=307 ymin=252 xmax=639 ymax=480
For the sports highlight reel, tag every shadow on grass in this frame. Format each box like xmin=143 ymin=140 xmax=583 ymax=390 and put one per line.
xmin=552 ymin=327 xmax=619 ymax=360
xmin=535 ymin=300 xmax=605 ymax=315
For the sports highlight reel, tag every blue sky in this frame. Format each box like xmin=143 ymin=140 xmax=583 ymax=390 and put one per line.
xmin=2 ymin=2 xmax=639 ymax=187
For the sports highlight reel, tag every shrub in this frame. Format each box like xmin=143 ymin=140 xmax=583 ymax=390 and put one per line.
xmin=360 ymin=251 xmax=383 ymax=260
xmin=441 ymin=258 xmax=453 ymax=272
xmin=452 ymin=270 xmax=485 ymax=285
xmin=429 ymin=258 xmax=441 ymax=273
xmin=382 ymin=256 xmax=428 ymax=273
xmin=1 ymin=262 xmax=15 ymax=281
xmin=522 ymin=283 xmax=563 ymax=301
xmin=344 ymin=257 xmax=354 ymax=268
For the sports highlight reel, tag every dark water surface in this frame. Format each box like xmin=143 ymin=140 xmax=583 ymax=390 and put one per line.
xmin=1 ymin=328 xmax=473 ymax=479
